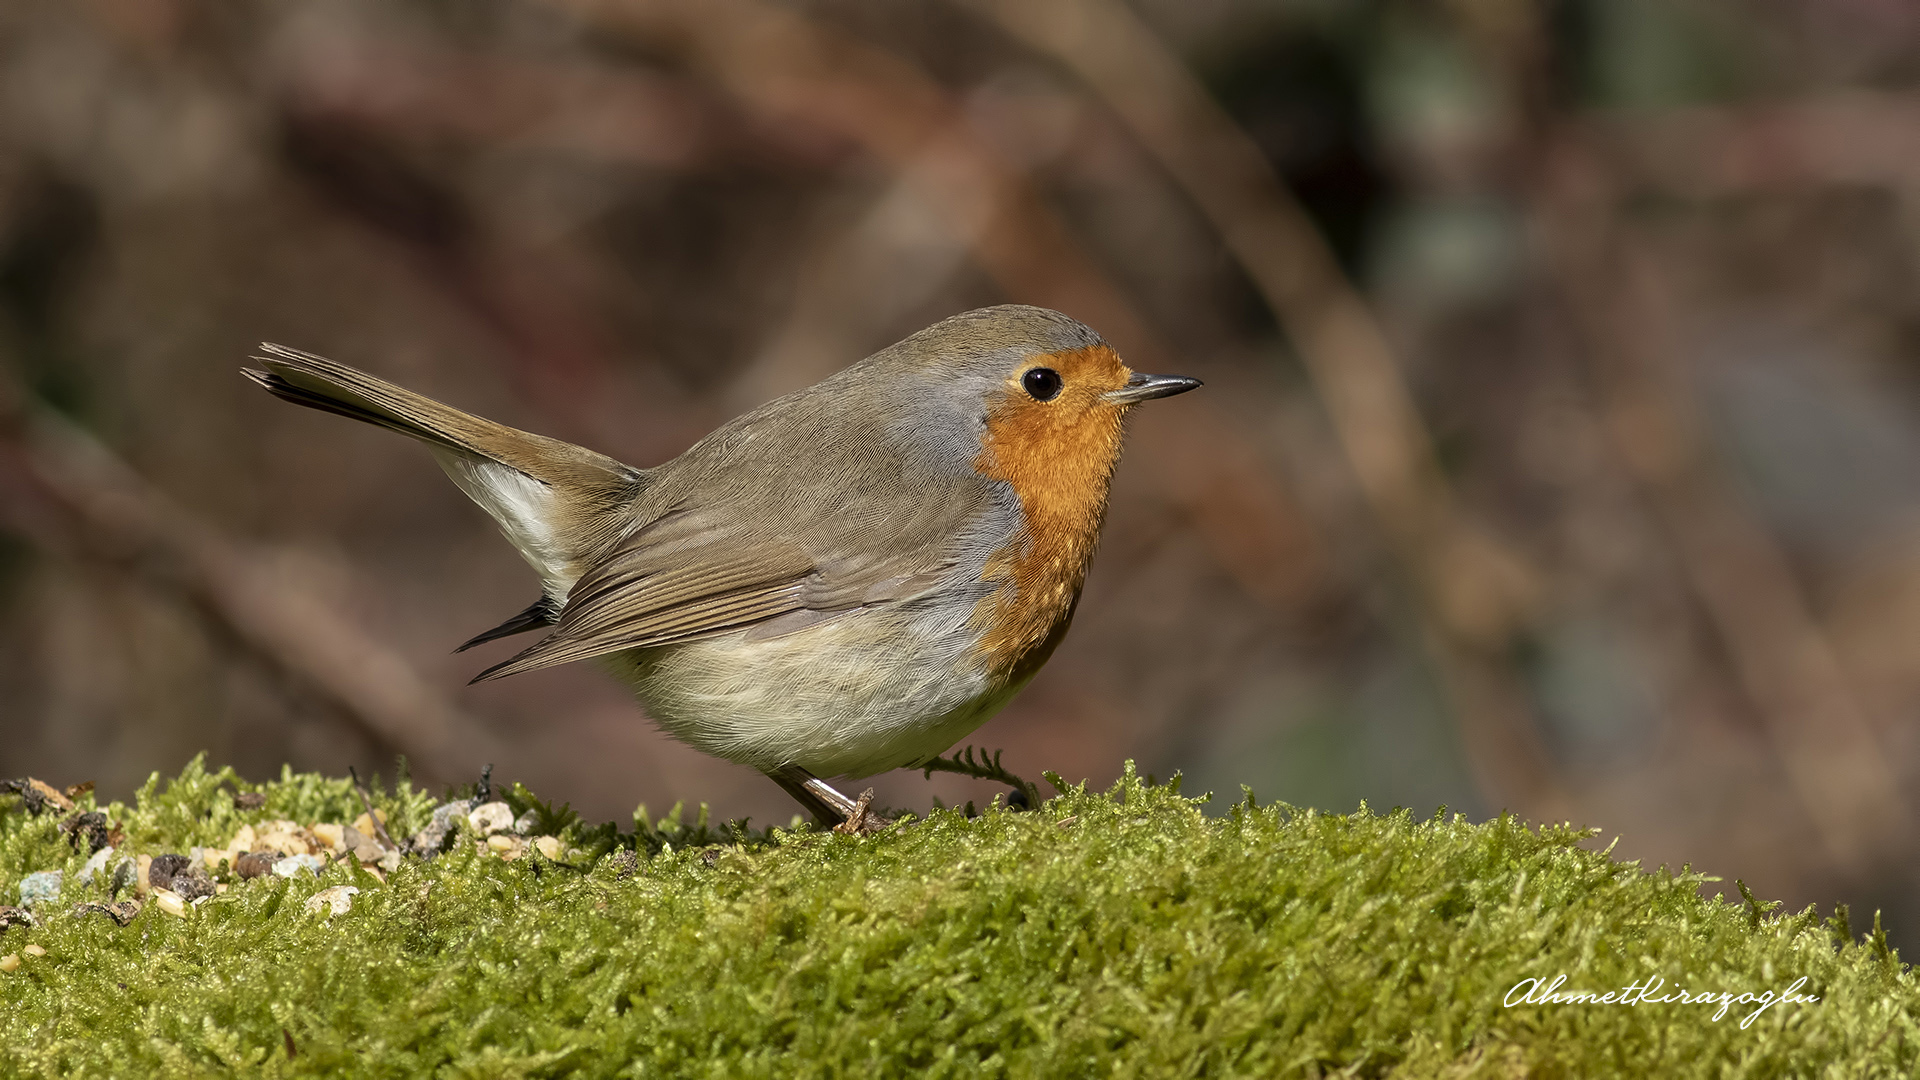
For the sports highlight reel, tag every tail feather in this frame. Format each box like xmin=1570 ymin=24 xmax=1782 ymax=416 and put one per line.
xmin=246 ymin=343 xmax=637 ymax=488
xmin=246 ymin=342 xmax=645 ymax=611
xmin=243 ymin=363 xmax=472 ymax=455
xmin=454 ymin=596 xmax=559 ymax=652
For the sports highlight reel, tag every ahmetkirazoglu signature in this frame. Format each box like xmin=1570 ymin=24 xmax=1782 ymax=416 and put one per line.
xmin=1505 ymin=973 xmax=1820 ymax=1029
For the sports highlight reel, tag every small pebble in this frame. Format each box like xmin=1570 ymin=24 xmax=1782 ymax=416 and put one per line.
xmin=255 ymin=830 xmax=313 ymax=857
xmin=310 ymin=823 xmax=346 ymax=853
xmin=235 ymin=851 xmax=282 ymax=880
xmin=134 ymin=855 xmax=153 ymax=897
xmin=0 ymin=907 xmax=35 ymax=931
xmin=406 ymin=798 xmax=477 ymax=858
xmin=486 ymin=834 xmax=525 ymax=858
xmin=351 ymin=810 xmax=386 ymax=838
xmin=513 ymin=810 xmax=539 ymax=836
xmin=468 ymin=802 xmax=514 ymax=837
xmin=77 ymin=846 xmax=116 ymax=885
xmin=23 ymin=944 xmax=44 ymax=957
xmin=72 ymin=900 xmax=141 ymax=926
xmin=171 ymin=871 xmax=216 ymax=902
xmin=109 ymin=858 xmax=134 ymax=894
xmin=253 ymin=820 xmax=312 ymax=856
xmin=0 ymin=955 xmax=16 ymax=973
xmin=147 ymin=854 xmax=190 ymax=891
xmin=607 ymin=850 xmax=638 ymax=880
xmin=304 ymin=885 xmax=359 ymax=918
xmin=151 ymin=890 xmax=187 ymax=919
xmin=232 ymin=791 xmax=266 ymax=811
xmin=376 ymin=848 xmax=401 ymax=873
xmin=19 ymin=871 xmax=61 ymax=907
xmin=271 ymin=854 xmax=325 ymax=879
xmin=59 ymin=811 xmax=110 ymax=854
xmin=534 ymin=836 xmax=565 ymax=860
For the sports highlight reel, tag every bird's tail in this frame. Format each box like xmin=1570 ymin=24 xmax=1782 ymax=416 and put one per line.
xmin=245 ymin=344 xmax=631 ymax=484
xmin=244 ymin=343 xmax=641 ymax=611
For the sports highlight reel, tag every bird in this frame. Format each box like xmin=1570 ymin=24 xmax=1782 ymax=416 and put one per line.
xmin=245 ymin=305 xmax=1199 ymax=832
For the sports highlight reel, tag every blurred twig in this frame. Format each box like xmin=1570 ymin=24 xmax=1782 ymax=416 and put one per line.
xmin=0 ymin=376 xmax=492 ymax=787
xmin=969 ymin=0 xmax=1563 ymax=818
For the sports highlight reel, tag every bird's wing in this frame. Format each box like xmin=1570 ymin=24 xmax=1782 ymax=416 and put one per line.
xmin=468 ymin=513 xmax=962 ymax=682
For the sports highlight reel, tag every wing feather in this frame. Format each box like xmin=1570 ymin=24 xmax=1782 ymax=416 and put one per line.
xmin=470 ymin=540 xmax=821 ymax=681
xmin=460 ymin=408 xmax=1016 ymax=683
xmin=472 ymin=579 xmax=808 ymax=681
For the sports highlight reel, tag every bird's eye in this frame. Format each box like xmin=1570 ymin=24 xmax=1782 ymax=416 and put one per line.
xmin=1022 ymin=367 xmax=1063 ymax=401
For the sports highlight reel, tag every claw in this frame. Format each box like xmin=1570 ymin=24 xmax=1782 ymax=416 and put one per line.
xmin=831 ymin=788 xmax=890 ymax=836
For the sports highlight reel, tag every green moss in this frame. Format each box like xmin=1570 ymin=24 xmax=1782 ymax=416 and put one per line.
xmin=0 ymin=761 xmax=1911 ymax=1077
xmin=103 ymin=760 xmax=435 ymax=859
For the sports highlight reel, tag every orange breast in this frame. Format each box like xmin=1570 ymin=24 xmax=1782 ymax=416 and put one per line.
xmin=969 ymin=344 xmax=1132 ymax=680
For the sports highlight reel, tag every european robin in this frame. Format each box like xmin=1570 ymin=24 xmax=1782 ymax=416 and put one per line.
xmin=246 ymin=305 xmax=1199 ymax=830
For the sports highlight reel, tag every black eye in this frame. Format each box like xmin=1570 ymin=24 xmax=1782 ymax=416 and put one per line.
xmin=1022 ymin=367 xmax=1063 ymax=401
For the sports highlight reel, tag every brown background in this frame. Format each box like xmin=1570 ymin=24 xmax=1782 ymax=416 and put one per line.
xmin=5 ymin=0 xmax=1920 ymax=942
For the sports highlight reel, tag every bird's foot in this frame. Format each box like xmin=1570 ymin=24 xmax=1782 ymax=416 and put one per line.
xmin=831 ymin=788 xmax=890 ymax=836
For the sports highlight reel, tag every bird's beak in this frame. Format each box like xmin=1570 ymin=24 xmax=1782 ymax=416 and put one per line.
xmin=1104 ymin=371 xmax=1203 ymax=404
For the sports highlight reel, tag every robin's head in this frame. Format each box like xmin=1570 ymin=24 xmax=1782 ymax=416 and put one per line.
xmin=869 ymin=305 xmax=1198 ymax=521
xmin=859 ymin=305 xmax=1198 ymax=676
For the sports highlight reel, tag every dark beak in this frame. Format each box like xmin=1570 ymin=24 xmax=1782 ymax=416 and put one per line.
xmin=1104 ymin=371 xmax=1203 ymax=404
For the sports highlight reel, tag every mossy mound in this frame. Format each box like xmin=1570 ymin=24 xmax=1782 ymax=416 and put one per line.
xmin=0 ymin=759 xmax=1912 ymax=1077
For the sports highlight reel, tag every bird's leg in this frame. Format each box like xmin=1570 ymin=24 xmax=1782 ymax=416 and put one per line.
xmin=766 ymin=765 xmax=890 ymax=835
xmin=767 ymin=767 xmax=844 ymax=828
xmin=832 ymin=789 xmax=880 ymax=837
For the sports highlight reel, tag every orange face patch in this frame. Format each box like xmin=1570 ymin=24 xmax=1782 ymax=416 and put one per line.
xmin=969 ymin=344 xmax=1135 ymax=678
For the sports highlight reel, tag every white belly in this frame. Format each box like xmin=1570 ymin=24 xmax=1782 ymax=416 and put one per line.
xmin=601 ymin=607 xmax=1021 ymax=779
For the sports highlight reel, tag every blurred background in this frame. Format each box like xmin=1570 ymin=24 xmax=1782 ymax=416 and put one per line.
xmin=5 ymin=0 xmax=1920 ymax=939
